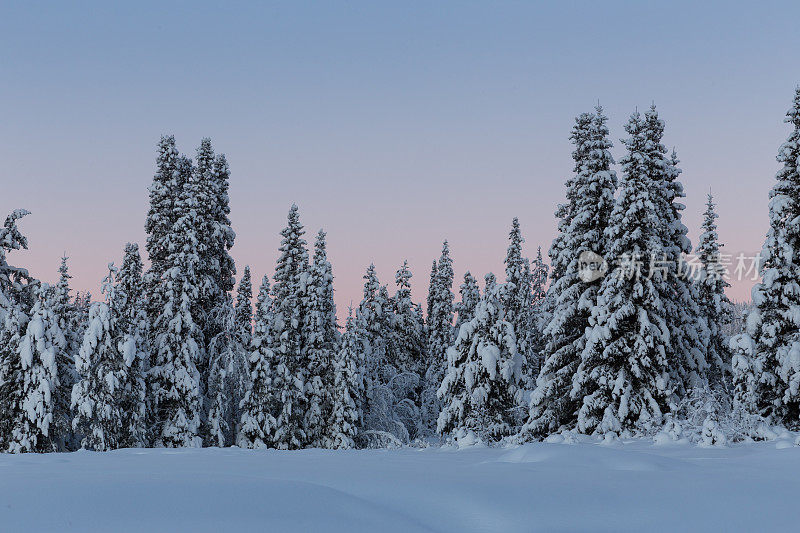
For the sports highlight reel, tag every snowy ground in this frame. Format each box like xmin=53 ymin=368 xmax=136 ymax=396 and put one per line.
xmin=1 ymin=438 xmax=798 ymax=532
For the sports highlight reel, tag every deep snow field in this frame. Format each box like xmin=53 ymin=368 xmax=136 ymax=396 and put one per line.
xmin=1 ymin=437 xmax=799 ymax=532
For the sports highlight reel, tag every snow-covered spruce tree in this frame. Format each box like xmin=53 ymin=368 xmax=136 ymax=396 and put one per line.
xmin=358 ymin=265 xmax=401 ymax=445
xmin=574 ymin=110 xmax=672 ymax=437
xmin=144 ymin=136 xmax=186 ymax=329
xmin=426 ymin=260 xmax=437 ymax=320
xmin=356 ymin=265 xmax=422 ymax=445
xmin=193 ymin=140 xmax=237 ymax=408
xmin=201 ymin=266 xmax=253 ymax=447
xmin=529 ymin=246 xmax=550 ymax=361
xmin=327 ymin=307 xmax=363 ymax=449
xmin=531 ymin=247 xmax=548 ymax=308
xmin=519 ymin=107 xmax=617 ymax=440
xmin=390 ymin=261 xmax=426 ymax=377
xmin=72 ymin=267 xmax=128 ymax=451
xmin=50 ymin=256 xmax=79 ymax=450
xmin=205 ymin=295 xmax=248 ymax=447
xmin=10 ymin=284 xmax=66 ymax=452
xmin=386 ymin=260 xmax=426 ymax=439
xmin=696 ymin=193 xmax=733 ymax=388
xmin=148 ymin=158 xmax=205 ymax=448
xmin=422 ymin=241 xmax=454 ymax=432
xmin=504 ymin=218 xmax=534 ymax=384
xmin=731 ymin=88 xmax=800 ymax=428
xmin=0 ymin=209 xmax=35 ymax=451
xmin=644 ymin=106 xmax=709 ymax=395
xmin=54 ymin=256 xmax=81 ymax=358
xmin=267 ymin=204 xmax=311 ymax=449
xmin=237 ymin=275 xmax=278 ymax=449
xmin=114 ymin=243 xmax=148 ymax=447
xmin=438 ymin=281 xmax=524 ymax=444
xmin=454 ymin=271 xmax=480 ymax=333
xmin=304 ymin=230 xmax=339 ymax=447
xmin=234 ymin=265 xmax=253 ymax=347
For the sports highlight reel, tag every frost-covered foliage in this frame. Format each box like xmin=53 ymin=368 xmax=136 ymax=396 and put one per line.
xmin=0 ymin=210 xmax=35 ymax=452
xmin=454 ymin=272 xmax=480 ymax=333
xmin=520 ymin=107 xmax=617 ymax=440
xmin=731 ymin=88 xmax=800 ymax=429
xmin=72 ymin=259 xmax=148 ymax=451
xmin=144 ymin=136 xmax=184 ymax=283
xmin=528 ymin=246 xmax=549 ymax=368
xmin=357 ymin=265 xmax=418 ymax=446
xmin=266 ymin=205 xmax=311 ymax=449
xmin=50 ymin=256 xmax=79 ymax=450
xmin=237 ymin=275 xmax=278 ymax=449
xmin=148 ymin=154 xmax=205 ymax=448
xmin=438 ymin=281 xmax=524 ymax=444
xmin=304 ymin=230 xmax=339 ymax=447
xmin=144 ymin=136 xmax=187 ymax=333
xmin=423 ymin=241 xmax=454 ymax=432
xmin=10 ymin=284 xmax=65 ymax=452
xmin=574 ymin=110 xmax=673 ymax=437
xmin=72 ymin=299 xmax=122 ymax=451
xmin=192 ymin=139 xmax=236 ymax=397
xmin=327 ymin=308 xmax=363 ymax=449
xmin=504 ymin=218 xmax=534 ymax=383
xmin=234 ymin=265 xmax=253 ymax=347
xmin=387 ymin=261 xmax=426 ymax=439
xmin=143 ymin=137 xmax=237 ymax=447
xmin=113 ymin=243 xmax=148 ymax=448
xmin=644 ymin=106 xmax=710 ymax=396
xmin=204 ymin=266 xmax=252 ymax=448
xmin=696 ymin=194 xmax=733 ymax=388
xmin=205 ymin=296 xmax=249 ymax=447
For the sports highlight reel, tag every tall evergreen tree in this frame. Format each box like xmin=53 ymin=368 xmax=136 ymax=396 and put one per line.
xmin=148 ymin=154 xmax=205 ymax=448
xmin=426 ymin=260 xmax=437 ymax=321
xmin=267 ymin=205 xmax=311 ymax=449
xmin=144 ymin=136 xmax=182 ymax=281
xmin=423 ymin=241 xmax=454 ymax=431
xmin=573 ymin=110 xmax=672 ymax=436
xmin=696 ymin=193 xmax=733 ymax=388
xmin=193 ymin=139 xmax=237 ymax=397
xmin=731 ymin=88 xmax=800 ymax=427
xmin=528 ymin=246 xmax=550 ymax=375
xmin=114 ymin=243 xmax=148 ymax=447
xmin=10 ymin=284 xmax=65 ymax=452
xmin=72 ymin=267 xmax=128 ymax=451
xmin=234 ymin=265 xmax=253 ymax=347
xmin=438 ymin=282 xmax=524 ymax=443
xmin=304 ymin=230 xmax=339 ymax=447
xmin=391 ymin=261 xmax=426 ymax=377
xmin=327 ymin=308 xmax=363 ymax=449
xmin=144 ymin=137 xmax=187 ymax=329
xmin=358 ymin=264 xmax=403 ymax=444
xmin=205 ymin=295 xmax=244 ymax=447
xmin=387 ymin=260 xmax=426 ymax=439
xmin=51 ymin=256 xmax=78 ymax=450
xmin=644 ymin=106 xmax=709 ymax=395
xmin=0 ymin=210 xmax=34 ymax=451
xmin=504 ymin=218 xmax=534 ymax=382
xmin=520 ymin=107 xmax=617 ymax=439
xmin=237 ymin=275 xmax=278 ymax=449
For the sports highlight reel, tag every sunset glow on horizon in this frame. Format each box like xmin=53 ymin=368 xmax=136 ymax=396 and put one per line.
xmin=3 ymin=1 xmax=798 ymax=314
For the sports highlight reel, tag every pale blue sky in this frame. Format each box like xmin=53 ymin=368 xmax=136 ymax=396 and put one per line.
xmin=2 ymin=1 xmax=799 ymax=306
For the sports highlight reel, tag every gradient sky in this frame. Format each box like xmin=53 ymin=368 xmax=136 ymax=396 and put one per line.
xmin=3 ymin=1 xmax=800 ymax=313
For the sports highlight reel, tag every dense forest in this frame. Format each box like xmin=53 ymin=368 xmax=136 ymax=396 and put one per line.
xmin=2 ymin=88 xmax=799 ymax=452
